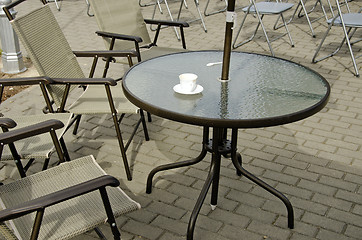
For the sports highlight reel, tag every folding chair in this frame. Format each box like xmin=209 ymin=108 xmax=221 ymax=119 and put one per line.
xmin=3 ymin=0 xmax=149 ymax=181
xmin=88 ymin=0 xmax=189 ymax=63
xmin=176 ymin=0 xmax=207 ymax=32
xmin=0 ymin=77 xmax=73 ymax=177
xmin=47 ymin=0 xmax=93 ymax=16
xmin=312 ymin=0 xmax=361 ymax=76
xmin=203 ymin=0 xmax=245 ymax=17
xmin=232 ymin=0 xmax=295 ymax=56
xmin=274 ymin=0 xmax=331 ymax=37
xmin=149 ymin=0 xmax=184 ymax=40
xmin=0 ymin=119 xmax=140 ymax=240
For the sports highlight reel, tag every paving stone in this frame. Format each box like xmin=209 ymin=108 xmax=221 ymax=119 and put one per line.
xmin=151 ymin=215 xmax=188 ymax=236
xmin=302 ymin=212 xmax=345 ymax=233
xmin=247 ymin=220 xmax=291 ymax=240
xmin=344 ymin=224 xmax=362 ymax=239
xmin=219 ymin=224 xmax=264 ymax=240
xmin=2 ymin=0 xmax=362 ymax=239
xmin=123 ymin=219 xmax=163 ymax=240
xmin=316 ymin=228 xmax=358 ymax=240
xmin=284 ymin=167 xmax=319 ymax=181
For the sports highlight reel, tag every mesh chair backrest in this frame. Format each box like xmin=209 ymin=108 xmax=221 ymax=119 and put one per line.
xmin=88 ymin=0 xmax=152 ymax=51
xmin=10 ymin=5 xmax=85 ymax=107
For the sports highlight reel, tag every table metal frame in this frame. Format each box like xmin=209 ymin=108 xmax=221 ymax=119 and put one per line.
xmin=146 ymin=126 xmax=294 ymax=239
xmin=122 ymin=51 xmax=330 ymax=240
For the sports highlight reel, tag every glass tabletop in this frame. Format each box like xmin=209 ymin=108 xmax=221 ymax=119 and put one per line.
xmin=123 ymin=51 xmax=330 ymax=128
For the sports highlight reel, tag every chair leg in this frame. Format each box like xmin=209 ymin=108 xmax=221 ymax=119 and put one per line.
xmin=233 ymin=13 xmax=261 ymax=49
xmin=204 ymin=0 xmax=227 ymax=16
xmin=194 ymin=0 xmax=207 ymax=32
xmin=313 ymin=25 xmax=359 ymax=76
xmin=112 ymin=113 xmax=132 ymax=180
xmin=72 ymin=114 xmax=82 ymax=135
xmin=312 ymin=23 xmax=334 ymax=62
xmin=299 ymin=0 xmax=316 ymax=37
xmin=99 ymin=187 xmax=121 ymax=240
xmin=280 ymin=14 xmax=294 ymax=47
xmin=94 ymin=227 xmax=107 ymax=240
xmin=274 ymin=1 xmax=300 ymax=30
xmin=59 ymin=137 xmax=71 ymax=162
xmin=140 ymin=110 xmax=150 ymax=141
xmin=147 ymin=112 xmax=152 ymax=122
xmin=42 ymin=158 xmax=50 ymax=171
xmin=24 ymin=158 xmax=35 ymax=173
xmin=256 ymin=15 xmax=275 ymax=56
xmin=341 ymin=26 xmax=360 ymax=76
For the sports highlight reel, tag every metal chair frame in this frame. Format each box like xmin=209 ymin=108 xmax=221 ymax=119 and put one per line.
xmin=204 ymin=0 xmax=228 ymax=16
xmin=152 ymin=0 xmax=207 ymax=32
xmin=274 ymin=0 xmax=331 ymax=37
xmin=312 ymin=0 xmax=361 ymax=76
xmin=232 ymin=0 xmax=295 ymax=56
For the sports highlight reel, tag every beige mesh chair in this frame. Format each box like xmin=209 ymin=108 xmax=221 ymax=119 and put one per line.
xmin=232 ymin=0 xmax=295 ymax=56
xmin=3 ymin=0 xmax=149 ymax=181
xmin=0 ymin=119 xmax=140 ymax=240
xmin=0 ymin=114 xmax=72 ymax=178
xmin=0 ymin=77 xmax=74 ymax=177
xmin=312 ymin=0 xmax=361 ymax=76
xmin=88 ymin=0 xmax=189 ymax=63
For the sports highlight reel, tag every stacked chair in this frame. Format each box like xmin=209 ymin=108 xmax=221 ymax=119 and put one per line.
xmin=0 ymin=119 xmax=140 ymax=239
xmin=312 ymin=0 xmax=361 ymax=76
xmin=232 ymin=0 xmax=295 ymax=56
xmin=2 ymin=0 xmax=150 ymax=181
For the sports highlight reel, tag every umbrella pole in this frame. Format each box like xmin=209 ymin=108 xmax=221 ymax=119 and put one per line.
xmin=221 ymin=0 xmax=236 ymax=81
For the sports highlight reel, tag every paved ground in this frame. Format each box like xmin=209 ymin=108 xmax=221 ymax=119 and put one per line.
xmin=1 ymin=0 xmax=362 ymax=239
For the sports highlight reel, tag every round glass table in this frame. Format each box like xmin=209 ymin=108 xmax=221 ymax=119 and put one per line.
xmin=123 ymin=51 xmax=330 ymax=239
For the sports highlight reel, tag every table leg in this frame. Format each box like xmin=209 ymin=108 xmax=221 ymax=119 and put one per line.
xmin=187 ymin=163 xmax=215 ymax=240
xmin=210 ymin=127 xmax=223 ymax=209
xmin=230 ymin=128 xmax=294 ymax=229
xmin=146 ymin=127 xmax=209 ymax=194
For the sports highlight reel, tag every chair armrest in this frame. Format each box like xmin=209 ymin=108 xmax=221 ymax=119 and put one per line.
xmin=73 ymin=50 xmax=138 ymax=58
xmin=0 ymin=118 xmax=17 ymax=130
xmin=144 ymin=18 xmax=189 ymax=27
xmin=0 ymin=175 xmax=119 ymax=222
xmin=51 ymin=78 xmax=117 ymax=86
xmin=0 ymin=119 xmax=64 ymax=144
xmin=0 ymin=76 xmax=53 ymax=86
xmin=96 ymin=31 xmax=143 ymax=43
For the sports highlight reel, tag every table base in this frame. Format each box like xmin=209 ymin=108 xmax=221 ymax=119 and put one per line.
xmin=146 ymin=127 xmax=294 ymax=240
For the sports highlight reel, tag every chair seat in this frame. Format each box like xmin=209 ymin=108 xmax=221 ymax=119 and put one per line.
xmin=69 ymin=84 xmax=138 ymax=114
xmin=0 ymin=155 xmax=140 ymax=240
xmin=243 ymin=2 xmax=294 ymax=14
xmin=0 ymin=113 xmax=72 ymax=161
xmin=327 ymin=13 xmax=362 ymax=28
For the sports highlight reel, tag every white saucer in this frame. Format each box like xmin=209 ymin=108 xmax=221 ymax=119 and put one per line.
xmin=173 ymin=84 xmax=203 ymax=95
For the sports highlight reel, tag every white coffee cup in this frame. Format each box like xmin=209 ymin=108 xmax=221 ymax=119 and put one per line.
xmin=179 ymin=73 xmax=197 ymax=92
